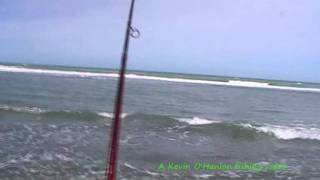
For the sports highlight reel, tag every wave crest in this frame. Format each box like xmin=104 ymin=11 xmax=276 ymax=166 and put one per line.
xmin=1 ymin=65 xmax=320 ymax=92
xmin=0 ymin=104 xmax=127 ymax=120
xmin=174 ymin=117 xmax=221 ymax=125
xmin=173 ymin=116 xmax=320 ymax=141
xmin=1 ymin=103 xmax=320 ymax=141
xmin=241 ymin=123 xmax=320 ymax=140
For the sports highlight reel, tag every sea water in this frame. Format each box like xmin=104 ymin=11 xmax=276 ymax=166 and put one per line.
xmin=1 ymin=63 xmax=320 ymax=179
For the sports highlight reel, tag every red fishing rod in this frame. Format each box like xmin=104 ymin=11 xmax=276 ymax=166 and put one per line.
xmin=105 ymin=0 xmax=139 ymax=180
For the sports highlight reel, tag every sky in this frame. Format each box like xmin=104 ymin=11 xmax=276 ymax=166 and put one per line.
xmin=0 ymin=0 xmax=319 ymax=82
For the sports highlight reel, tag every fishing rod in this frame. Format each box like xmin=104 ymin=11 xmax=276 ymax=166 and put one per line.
xmin=105 ymin=0 xmax=139 ymax=180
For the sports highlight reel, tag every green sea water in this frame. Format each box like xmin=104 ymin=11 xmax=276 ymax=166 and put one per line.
xmin=1 ymin=62 xmax=320 ymax=179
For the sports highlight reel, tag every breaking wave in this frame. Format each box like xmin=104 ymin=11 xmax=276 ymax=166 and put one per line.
xmin=173 ymin=117 xmax=320 ymax=141
xmin=127 ymin=114 xmax=320 ymax=141
xmin=0 ymin=104 xmax=126 ymax=120
xmin=241 ymin=123 xmax=320 ymax=140
xmin=1 ymin=103 xmax=320 ymax=141
xmin=1 ymin=65 xmax=320 ymax=93
xmin=175 ymin=117 xmax=221 ymax=125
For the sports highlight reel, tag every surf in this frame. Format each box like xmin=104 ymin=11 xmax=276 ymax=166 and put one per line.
xmin=1 ymin=65 xmax=320 ymax=93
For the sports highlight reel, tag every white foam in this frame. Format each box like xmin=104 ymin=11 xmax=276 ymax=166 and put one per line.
xmin=122 ymin=74 xmax=320 ymax=93
xmin=123 ymin=163 xmax=138 ymax=170
xmin=123 ymin=163 xmax=161 ymax=176
xmin=0 ymin=65 xmax=118 ymax=78
xmin=1 ymin=65 xmax=320 ymax=93
xmin=241 ymin=123 xmax=320 ymax=140
xmin=0 ymin=104 xmax=128 ymax=119
xmin=175 ymin=117 xmax=221 ymax=125
xmin=228 ymin=80 xmax=269 ymax=87
xmin=97 ymin=112 xmax=113 ymax=118
xmin=0 ymin=104 xmax=46 ymax=114
xmin=97 ymin=112 xmax=128 ymax=119
xmin=55 ymin=154 xmax=72 ymax=161
xmin=193 ymin=174 xmax=215 ymax=179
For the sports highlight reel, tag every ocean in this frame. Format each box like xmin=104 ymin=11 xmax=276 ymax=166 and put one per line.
xmin=0 ymin=63 xmax=320 ymax=180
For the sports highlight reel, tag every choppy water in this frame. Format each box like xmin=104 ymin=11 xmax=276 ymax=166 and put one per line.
xmin=1 ymin=63 xmax=320 ymax=180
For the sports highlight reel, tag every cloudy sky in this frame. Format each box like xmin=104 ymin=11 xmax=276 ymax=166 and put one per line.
xmin=0 ymin=0 xmax=319 ymax=82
